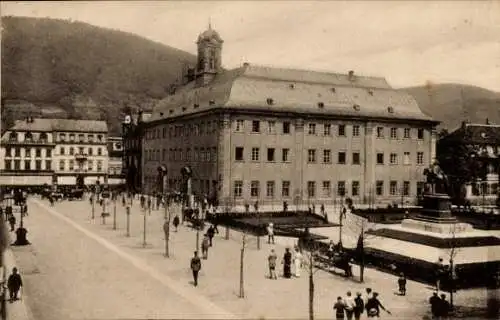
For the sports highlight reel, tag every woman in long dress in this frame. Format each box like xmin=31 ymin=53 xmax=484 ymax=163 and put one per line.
xmin=294 ymin=247 xmax=303 ymax=277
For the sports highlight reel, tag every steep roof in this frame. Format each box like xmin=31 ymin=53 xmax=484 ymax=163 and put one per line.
xmin=149 ymin=64 xmax=436 ymax=123
xmin=7 ymin=118 xmax=108 ymax=133
xmin=445 ymin=123 xmax=500 ymax=145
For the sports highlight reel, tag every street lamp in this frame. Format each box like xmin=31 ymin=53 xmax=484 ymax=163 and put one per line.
xmin=113 ymin=192 xmax=117 ymax=230
xmin=338 ymin=194 xmax=346 ymax=248
xmin=157 ymin=165 xmax=170 ymax=257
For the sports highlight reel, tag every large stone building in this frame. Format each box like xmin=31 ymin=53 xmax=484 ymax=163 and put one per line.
xmin=141 ymin=26 xmax=439 ymax=207
xmin=439 ymin=120 xmax=500 ymax=206
xmin=0 ymin=117 xmax=108 ymax=189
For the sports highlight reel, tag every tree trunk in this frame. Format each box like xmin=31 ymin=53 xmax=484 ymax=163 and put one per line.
xmin=360 ymin=252 xmax=365 ymax=283
xmin=309 ymin=254 xmax=314 ymax=320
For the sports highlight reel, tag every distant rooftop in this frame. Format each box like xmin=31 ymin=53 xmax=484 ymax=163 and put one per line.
xmin=6 ymin=118 xmax=108 ymax=133
xmin=149 ymin=64 xmax=436 ymax=124
xmin=445 ymin=121 xmax=500 ymax=145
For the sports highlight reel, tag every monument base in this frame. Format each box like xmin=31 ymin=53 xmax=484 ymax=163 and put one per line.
xmin=401 ymin=218 xmax=474 ymax=234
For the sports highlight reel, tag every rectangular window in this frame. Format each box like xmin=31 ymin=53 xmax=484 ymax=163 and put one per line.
xmin=322 ymin=181 xmax=331 ymax=197
xmin=266 ymin=181 xmax=275 ymax=197
xmin=390 ymin=181 xmax=398 ymax=195
xmin=324 ymin=124 xmax=331 ymax=136
xmin=283 ymin=122 xmax=291 ymax=134
xmin=267 ymin=148 xmax=275 ymax=162
xmin=376 ymin=181 xmax=384 ymax=196
xmin=97 ymin=160 xmax=103 ymax=172
xmin=352 ymin=125 xmax=360 ymax=137
xmin=352 ymin=181 xmax=360 ymax=196
xmin=250 ymin=181 xmax=260 ymax=197
xmin=403 ymin=181 xmax=410 ymax=196
xmin=417 ymin=181 xmax=425 ymax=195
xmin=24 ymin=160 xmax=31 ymax=171
xmin=235 ymin=147 xmax=244 ymax=161
xmin=25 ymin=148 xmax=31 ymax=158
xmin=78 ymin=134 xmax=85 ymax=142
xmin=69 ymin=147 xmax=75 ymax=155
xmin=251 ymin=148 xmax=260 ymax=161
xmin=234 ymin=181 xmax=243 ymax=197
xmin=390 ymin=153 xmax=398 ymax=164
xmin=337 ymin=181 xmax=346 ymax=196
xmin=252 ymin=120 xmax=260 ymax=133
xmin=338 ymin=124 xmax=346 ymax=136
xmin=390 ymin=128 xmax=398 ymax=139
xmin=352 ymin=152 xmax=360 ymax=165
xmin=376 ymin=127 xmax=384 ymax=138
xmin=69 ymin=160 xmax=75 ymax=171
xmin=5 ymin=160 xmax=11 ymax=170
xmin=323 ymin=149 xmax=331 ymax=163
xmin=88 ymin=160 xmax=93 ymax=171
xmin=15 ymin=148 xmax=20 ymax=157
xmin=404 ymin=128 xmax=411 ymax=139
xmin=282 ymin=181 xmax=290 ymax=197
xmin=308 ymin=149 xmax=316 ymax=163
xmin=35 ymin=160 xmax=42 ymax=170
xmin=308 ymin=123 xmax=316 ymax=135
xmin=212 ymin=147 xmax=217 ymax=162
xmin=5 ymin=147 xmax=11 ymax=157
xmin=45 ymin=160 xmax=51 ymax=171
xmin=417 ymin=152 xmax=424 ymax=165
xmin=69 ymin=134 xmax=75 ymax=142
xmin=338 ymin=152 xmax=346 ymax=164
xmin=14 ymin=160 xmax=20 ymax=170
xmin=417 ymin=128 xmax=424 ymax=139
xmin=268 ymin=121 xmax=276 ymax=134
xmin=307 ymin=181 xmax=316 ymax=198
xmin=282 ymin=148 xmax=290 ymax=162
xmin=46 ymin=149 xmax=51 ymax=158
xmin=403 ymin=152 xmax=411 ymax=165
xmin=376 ymin=153 xmax=384 ymax=165
xmin=59 ymin=133 xmax=66 ymax=142
xmin=60 ymin=147 xmax=65 ymax=155
xmin=59 ymin=160 xmax=65 ymax=171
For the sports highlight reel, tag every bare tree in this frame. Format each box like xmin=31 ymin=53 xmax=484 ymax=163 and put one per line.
xmin=301 ymin=237 xmax=323 ymax=320
xmin=446 ymin=223 xmax=460 ymax=309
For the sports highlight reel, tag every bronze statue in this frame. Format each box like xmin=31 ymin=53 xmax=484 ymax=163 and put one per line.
xmin=423 ymin=161 xmax=449 ymax=194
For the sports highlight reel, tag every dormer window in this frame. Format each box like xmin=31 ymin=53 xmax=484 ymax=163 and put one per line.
xmin=387 ymin=106 xmax=394 ymax=113
xmin=194 ymin=103 xmax=199 ymax=108
xmin=353 ymin=104 xmax=361 ymax=111
xmin=318 ymin=102 xmax=325 ymax=108
xmin=59 ymin=133 xmax=66 ymax=142
xmin=40 ymin=132 xmax=48 ymax=142
xmin=209 ymin=100 xmax=215 ymax=106
xmin=159 ymin=112 xmax=164 ymax=117
xmin=182 ymin=107 xmax=187 ymax=112
xmin=9 ymin=132 xmax=18 ymax=141
xmin=289 ymin=84 xmax=295 ymax=89
xmin=25 ymin=132 xmax=33 ymax=141
xmin=266 ymin=98 xmax=274 ymax=105
xmin=331 ymin=88 xmax=336 ymax=93
xmin=368 ymin=90 xmax=374 ymax=96
xmin=169 ymin=109 xmax=174 ymax=114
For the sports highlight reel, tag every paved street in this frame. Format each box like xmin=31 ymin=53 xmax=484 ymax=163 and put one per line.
xmin=8 ymin=196 xmax=497 ymax=319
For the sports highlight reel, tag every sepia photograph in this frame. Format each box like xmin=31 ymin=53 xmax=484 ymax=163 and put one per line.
xmin=0 ymin=1 xmax=499 ymax=319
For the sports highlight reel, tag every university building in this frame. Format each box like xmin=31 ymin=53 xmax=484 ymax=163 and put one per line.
xmin=0 ymin=117 xmax=108 ymax=189
xmin=141 ymin=26 xmax=439 ymax=206
xmin=439 ymin=120 xmax=500 ymax=205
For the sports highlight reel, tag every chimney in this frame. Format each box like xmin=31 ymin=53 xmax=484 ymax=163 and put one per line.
xmin=348 ymin=70 xmax=355 ymax=81
xmin=243 ymin=62 xmax=249 ymax=67
xmin=137 ymin=109 xmax=144 ymax=123
xmin=486 ymin=118 xmax=490 ymax=125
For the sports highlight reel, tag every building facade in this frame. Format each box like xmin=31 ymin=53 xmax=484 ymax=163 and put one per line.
xmin=107 ymin=136 xmax=125 ymax=186
xmin=141 ymin=27 xmax=439 ymax=207
xmin=122 ymin=111 xmax=150 ymax=193
xmin=439 ymin=121 xmax=500 ymax=206
xmin=0 ymin=117 xmax=108 ymax=189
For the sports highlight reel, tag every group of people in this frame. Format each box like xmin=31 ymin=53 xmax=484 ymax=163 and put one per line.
xmin=268 ymin=246 xmax=304 ymax=279
xmin=334 ymin=288 xmax=391 ymax=319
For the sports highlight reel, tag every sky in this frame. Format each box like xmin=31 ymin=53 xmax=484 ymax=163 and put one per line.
xmin=2 ymin=1 xmax=500 ymax=92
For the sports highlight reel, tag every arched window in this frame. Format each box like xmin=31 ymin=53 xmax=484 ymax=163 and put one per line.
xmin=9 ymin=132 xmax=18 ymax=141
xmin=25 ymin=131 xmax=33 ymax=141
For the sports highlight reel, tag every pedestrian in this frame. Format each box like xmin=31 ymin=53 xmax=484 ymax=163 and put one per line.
xmin=201 ymin=234 xmax=210 ymax=259
xmin=268 ymin=249 xmax=278 ymax=279
xmin=294 ymin=246 xmax=303 ymax=278
xmin=173 ymin=215 xmax=180 ymax=231
xmin=398 ymin=272 xmax=407 ymax=296
xmin=122 ymin=195 xmax=126 ymax=207
xmin=354 ymin=292 xmax=364 ymax=320
xmin=7 ymin=267 xmax=23 ymax=302
xmin=365 ymin=287 xmax=373 ymax=305
xmin=8 ymin=214 xmax=16 ymax=232
xmin=438 ymin=293 xmax=450 ymax=318
xmin=365 ymin=292 xmax=391 ymax=318
xmin=429 ymin=292 xmax=441 ymax=319
xmin=207 ymin=225 xmax=216 ymax=246
xmin=436 ymin=257 xmax=444 ymax=292
xmin=334 ymin=296 xmax=346 ymax=320
xmin=190 ymin=251 xmax=201 ymax=287
xmin=283 ymin=247 xmax=292 ymax=278
xmin=267 ymin=222 xmax=275 ymax=244
xmin=140 ymin=195 xmax=145 ymax=209
xmin=344 ymin=291 xmax=356 ymax=320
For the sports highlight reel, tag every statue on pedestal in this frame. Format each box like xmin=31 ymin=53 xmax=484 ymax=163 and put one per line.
xmin=423 ymin=161 xmax=449 ymax=195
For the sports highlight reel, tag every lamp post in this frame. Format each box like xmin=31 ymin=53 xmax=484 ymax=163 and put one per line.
xmin=113 ymin=195 xmax=117 ymax=230
xmin=338 ymin=195 xmax=346 ymax=248
xmin=239 ymin=233 xmax=246 ymax=298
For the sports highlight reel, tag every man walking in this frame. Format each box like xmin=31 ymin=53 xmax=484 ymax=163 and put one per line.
xmin=354 ymin=292 xmax=364 ymax=320
xmin=201 ymin=235 xmax=210 ymax=259
xmin=267 ymin=223 xmax=275 ymax=244
xmin=7 ymin=267 xmax=22 ymax=302
xmin=344 ymin=291 xmax=356 ymax=320
xmin=207 ymin=225 xmax=216 ymax=246
xmin=398 ymin=272 xmax=407 ymax=296
xmin=268 ymin=249 xmax=278 ymax=279
xmin=429 ymin=292 xmax=441 ymax=319
xmin=365 ymin=292 xmax=391 ymax=318
xmin=190 ymin=251 xmax=202 ymax=286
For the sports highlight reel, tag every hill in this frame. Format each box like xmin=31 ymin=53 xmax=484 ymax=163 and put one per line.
xmin=402 ymin=84 xmax=500 ymax=132
xmin=1 ymin=16 xmax=196 ymax=135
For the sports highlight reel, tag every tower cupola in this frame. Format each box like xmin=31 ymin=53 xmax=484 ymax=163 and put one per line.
xmin=196 ymin=21 xmax=223 ymax=86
